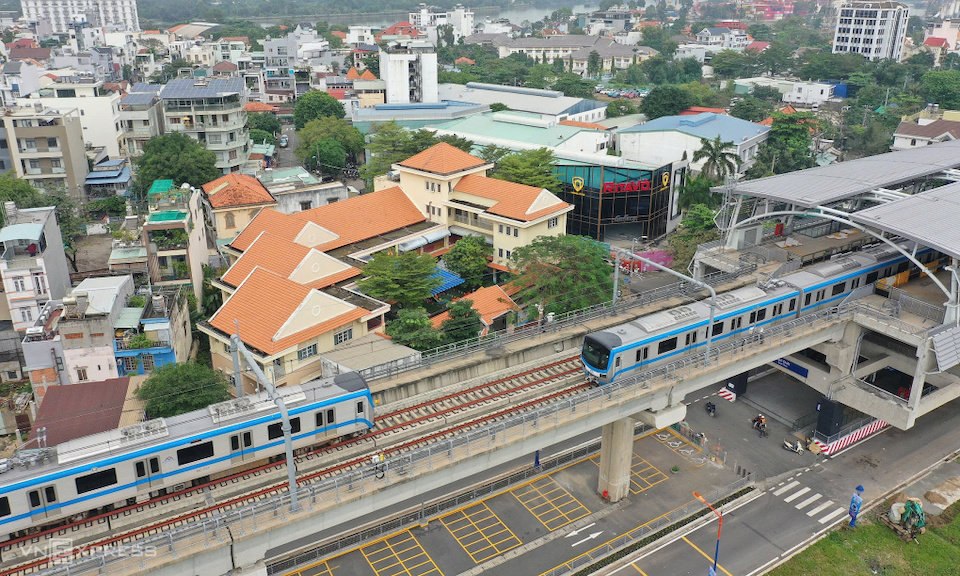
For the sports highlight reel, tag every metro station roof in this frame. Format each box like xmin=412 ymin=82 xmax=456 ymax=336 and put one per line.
xmin=723 ymin=139 xmax=960 ymax=208
xmin=849 ymin=182 xmax=960 ymax=261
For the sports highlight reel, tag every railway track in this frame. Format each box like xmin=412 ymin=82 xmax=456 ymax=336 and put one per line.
xmin=0 ymin=357 xmax=588 ymax=574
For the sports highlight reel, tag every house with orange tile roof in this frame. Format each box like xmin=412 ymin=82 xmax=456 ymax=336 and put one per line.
xmin=430 ymin=285 xmax=519 ymax=336
xmin=200 ymin=266 xmax=386 ymax=392
xmin=389 ymin=143 xmax=573 ymax=266
xmin=200 ymin=173 xmax=278 ymax=247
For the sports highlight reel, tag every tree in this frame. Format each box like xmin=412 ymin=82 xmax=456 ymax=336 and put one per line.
xmin=293 ymin=90 xmax=345 ymax=130
xmin=751 ymin=85 xmax=782 ymax=102
xmin=642 ymin=26 xmax=678 ymax=58
xmin=296 ymin=116 xmax=364 ymax=163
xmin=920 ymin=70 xmax=960 ymax=110
xmin=668 ymin=204 xmax=719 ymax=271
xmin=441 ymin=299 xmax=484 ymax=342
xmin=490 ymin=102 xmax=510 ymax=112
xmin=678 ymin=176 xmax=720 ymax=210
xmin=51 ymin=192 xmax=85 ymax=272
xmin=641 ymin=85 xmax=698 ymax=119
xmin=607 ymin=100 xmax=637 ymax=117
xmin=311 ymin=138 xmax=347 ymax=174
xmin=135 ymin=132 xmax=219 ymax=190
xmin=357 ymin=251 xmax=442 ymax=309
xmin=443 ymin=236 xmax=491 ymax=288
xmin=493 ymin=148 xmax=561 ymax=192
xmin=693 ymin=136 xmax=742 ymax=181
xmin=552 ymin=73 xmax=594 ymax=98
xmin=730 ymin=97 xmax=774 ymax=122
xmin=709 ymin=50 xmax=749 ymax=78
xmin=479 ymin=144 xmax=513 ymax=168
xmin=587 ymin=50 xmax=603 ymax=78
xmin=136 ymin=362 xmax=231 ymax=418
xmin=745 ymin=111 xmax=817 ymax=178
xmin=0 ymin=172 xmax=49 ymax=227
xmin=149 ymin=58 xmax=191 ymax=83
xmin=385 ymin=308 xmax=443 ymax=350
xmin=248 ymin=112 xmax=281 ymax=134
xmin=510 ymin=235 xmax=612 ymax=314
xmin=361 ymin=53 xmax=380 ymax=77
xmin=360 ymin=121 xmax=473 ymax=180
xmin=249 ymin=129 xmax=275 ymax=146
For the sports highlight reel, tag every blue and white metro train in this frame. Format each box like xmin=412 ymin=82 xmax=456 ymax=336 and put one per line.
xmin=0 ymin=372 xmax=373 ymax=539
xmin=582 ymin=242 xmax=942 ymax=384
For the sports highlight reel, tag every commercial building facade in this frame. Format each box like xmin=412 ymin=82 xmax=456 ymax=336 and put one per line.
xmin=20 ymin=0 xmax=141 ymax=34
xmin=832 ymin=0 xmax=909 ymax=61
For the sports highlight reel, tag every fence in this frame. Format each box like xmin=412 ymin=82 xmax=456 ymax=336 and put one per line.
xmin=887 ymin=286 xmax=946 ymax=324
xmin=30 ymin=303 xmax=854 ymax=576
xmin=812 ymin=413 xmax=878 ymax=447
xmin=356 ymin=262 xmax=759 ymax=382
xmin=539 ymin=473 xmax=755 ymax=576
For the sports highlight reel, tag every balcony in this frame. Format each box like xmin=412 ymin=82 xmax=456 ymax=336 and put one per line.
xmin=115 ymin=337 xmax=171 ymax=351
xmin=453 ymin=213 xmax=494 ymax=231
xmin=164 ymin=101 xmax=243 ymax=113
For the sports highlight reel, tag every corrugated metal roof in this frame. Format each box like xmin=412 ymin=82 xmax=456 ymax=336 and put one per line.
xmin=29 ymin=378 xmax=131 ymax=447
xmin=849 ymin=182 xmax=960 ymax=260
xmin=431 ymin=268 xmax=464 ymax=295
xmin=0 ymin=223 xmax=43 ymax=243
xmin=726 ymin=139 xmax=960 ymax=207
xmin=121 ymin=92 xmax=157 ymax=106
xmin=159 ymin=77 xmax=244 ymax=99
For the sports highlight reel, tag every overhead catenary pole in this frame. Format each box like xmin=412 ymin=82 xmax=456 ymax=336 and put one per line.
xmin=230 ymin=334 xmax=300 ymax=511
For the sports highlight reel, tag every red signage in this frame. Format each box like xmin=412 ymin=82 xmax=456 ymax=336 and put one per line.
xmin=603 ymin=179 xmax=652 ymax=194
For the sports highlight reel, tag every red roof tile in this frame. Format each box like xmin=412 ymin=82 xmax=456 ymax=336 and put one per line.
xmin=230 ymin=208 xmax=306 ymax=252
xmin=10 ymin=46 xmax=50 ymax=60
xmin=745 ymin=41 xmax=771 ymax=52
xmin=559 ymin=119 xmax=609 ymax=130
xmin=213 ymin=60 xmax=238 ymax=72
xmin=222 ymin=232 xmax=361 ymax=289
xmin=345 ymin=66 xmax=361 ymax=79
xmin=454 ymin=174 xmax=570 ymax=222
xmin=222 ymin=36 xmax=250 ymax=44
xmin=209 ymin=267 xmax=369 ymax=355
xmin=359 ymin=69 xmax=378 ymax=80
xmin=431 ymin=285 xmax=518 ymax=335
xmin=245 ymin=102 xmax=277 ymax=112
xmin=455 ymin=57 xmax=476 ymax=65
xmin=924 ymin=37 xmax=949 ymax=48
xmin=397 ymin=142 xmax=488 ymax=175
xmin=31 ymin=378 xmax=131 ymax=446
xmin=202 ymin=173 xmax=276 ymax=209
xmin=332 ymin=31 xmax=347 ymax=39
xmin=327 ymin=88 xmax=348 ymax=100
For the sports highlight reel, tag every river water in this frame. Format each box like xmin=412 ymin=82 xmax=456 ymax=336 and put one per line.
xmin=271 ymin=2 xmax=596 ymax=27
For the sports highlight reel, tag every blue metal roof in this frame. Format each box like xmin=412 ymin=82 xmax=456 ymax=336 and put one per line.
xmin=96 ymin=159 xmax=126 ymax=168
xmin=159 ymin=78 xmax=244 ymax=99
xmin=121 ymin=92 xmax=157 ymax=106
xmin=130 ymin=83 xmax=162 ymax=93
xmin=85 ymin=167 xmax=131 ymax=185
xmin=431 ymin=268 xmax=465 ymax=295
xmin=620 ymin=113 xmax=769 ymax=143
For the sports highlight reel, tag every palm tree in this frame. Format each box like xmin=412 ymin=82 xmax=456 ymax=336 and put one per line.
xmin=692 ymin=136 xmax=743 ymax=181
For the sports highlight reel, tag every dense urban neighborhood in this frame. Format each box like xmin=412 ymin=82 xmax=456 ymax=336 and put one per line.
xmin=0 ymin=0 xmax=958 ymax=575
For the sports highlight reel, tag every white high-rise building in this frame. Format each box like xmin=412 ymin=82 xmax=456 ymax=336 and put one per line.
xmin=832 ymin=0 xmax=908 ymax=62
xmin=20 ymin=0 xmax=140 ymax=34
xmin=380 ymin=44 xmax=438 ymax=104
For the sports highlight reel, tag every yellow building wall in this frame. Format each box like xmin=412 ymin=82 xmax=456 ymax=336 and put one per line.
xmin=213 ymin=205 xmax=272 ymax=243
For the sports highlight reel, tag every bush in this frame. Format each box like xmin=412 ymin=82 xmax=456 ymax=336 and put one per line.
xmin=128 ymin=295 xmax=147 ymax=307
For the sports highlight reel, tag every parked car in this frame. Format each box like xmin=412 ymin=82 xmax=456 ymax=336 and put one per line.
xmin=279 ymin=135 xmax=289 ymax=148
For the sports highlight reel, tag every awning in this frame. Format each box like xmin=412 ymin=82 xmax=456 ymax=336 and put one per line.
xmin=115 ymin=307 xmax=144 ymax=330
xmin=0 ymin=223 xmax=43 ymax=243
xmin=448 ymin=225 xmax=489 ymax=238
xmin=423 ymin=228 xmax=450 ymax=243
xmin=431 ymin=268 xmax=464 ymax=295
xmin=143 ymin=321 xmax=170 ymax=332
xmin=398 ymin=228 xmax=452 ymax=252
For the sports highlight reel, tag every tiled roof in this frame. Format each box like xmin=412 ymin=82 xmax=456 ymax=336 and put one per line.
xmin=212 ymin=60 xmax=238 ymax=71
xmin=680 ymin=106 xmax=726 ymax=116
xmin=30 ymin=378 xmax=131 ymax=446
xmin=245 ymin=102 xmax=276 ymax=112
xmin=209 ymin=267 xmax=369 ymax=355
xmin=397 ymin=142 xmax=488 ymax=175
xmin=745 ymin=41 xmax=771 ymax=52
xmin=345 ymin=66 xmax=361 ymax=79
xmin=360 ymin=69 xmax=377 ymax=80
xmin=332 ymin=31 xmax=347 ymax=39
xmin=894 ymin=119 xmax=960 ymax=140
xmin=229 ymin=186 xmax=424 ymax=253
xmin=924 ymin=37 xmax=949 ymax=48
xmin=327 ymin=88 xmax=348 ymax=100
xmin=454 ymin=174 xmax=570 ymax=222
xmin=455 ymin=57 xmax=476 ymax=65
xmin=431 ymin=285 xmax=518 ymax=335
xmin=202 ymin=173 xmax=276 ymax=208
xmin=222 ymin=36 xmax=250 ymax=44
xmin=221 ymin=231 xmax=361 ymax=289
xmin=559 ymin=119 xmax=610 ymax=130
xmin=9 ymin=46 xmax=50 ymax=60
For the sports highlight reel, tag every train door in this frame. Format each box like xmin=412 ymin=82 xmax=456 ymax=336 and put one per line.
xmin=27 ymin=485 xmax=58 ymax=519
xmin=230 ymin=431 xmax=253 ymax=464
xmin=134 ymin=457 xmax=162 ymax=489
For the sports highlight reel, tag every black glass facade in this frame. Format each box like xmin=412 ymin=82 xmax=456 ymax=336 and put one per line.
xmin=554 ymin=162 xmax=680 ymax=242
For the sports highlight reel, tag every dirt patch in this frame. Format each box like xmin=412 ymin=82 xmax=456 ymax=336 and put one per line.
xmin=73 ymin=234 xmax=115 ymax=273
xmin=924 ymin=477 xmax=960 ymax=507
xmin=887 ymin=492 xmax=910 ymax=505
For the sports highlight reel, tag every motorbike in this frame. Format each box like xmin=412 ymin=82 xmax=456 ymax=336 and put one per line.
xmin=705 ymin=401 xmax=716 ymax=417
xmin=783 ymin=438 xmax=804 ymax=455
xmin=751 ymin=416 xmax=768 ymax=438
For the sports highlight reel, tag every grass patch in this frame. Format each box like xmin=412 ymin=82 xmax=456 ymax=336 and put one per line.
xmin=771 ymin=500 xmax=960 ymax=576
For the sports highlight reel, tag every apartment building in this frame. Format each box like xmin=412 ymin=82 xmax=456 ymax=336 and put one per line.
xmin=832 ymin=0 xmax=909 ymax=61
xmin=408 ymin=3 xmax=475 ymax=43
xmin=380 ymin=44 xmax=438 ymax=104
xmin=1 ymin=106 xmax=88 ymax=196
xmin=20 ymin=0 xmax=141 ymax=34
xmin=0 ymin=202 xmax=71 ymax=334
xmin=119 ymin=83 xmax=163 ymax=156
xmin=144 ymin=180 xmax=209 ymax=303
xmin=159 ymin=77 xmax=250 ymax=174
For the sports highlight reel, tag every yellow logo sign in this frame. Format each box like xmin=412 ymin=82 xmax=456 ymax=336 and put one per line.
xmin=662 ymin=172 xmax=670 ymax=187
xmin=572 ymin=177 xmax=585 ymax=193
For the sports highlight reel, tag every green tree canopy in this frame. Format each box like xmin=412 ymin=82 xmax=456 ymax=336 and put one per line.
xmin=311 ymin=138 xmax=347 ymax=174
xmin=730 ymin=97 xmax=774 ymax=122
xmin=248 ymin=112 xmax=281 ymax=134
xmin=920 ymin=70 xmax=960 ymax=110
xmin=692 ymin=136 xmax=742 ymax=181
xmin=149 ymin=58 xmax=191 ymax=83
xmin=641 ymin=85 xmax=699 ymax=119
xmin=607 ymin=100 xmax=637 ymax=118
xmin=587 ymin=50 xmax=603 ymax=78
xmin=510 ymin=235 xmax=612 ymax=314
xmin=357 ymin=251 xmax=442 ymax=309
xmin=360 ymin=122 xmax=474 ymax=180
xmin=385 ymin=308 xmax=443 ymax=350
xmin=441 ymin=299 xmax=484 ymax=343
xmin=552 ymin=73 xmax=594 ymax=98
xmin=490 ymin=102 xmax=510 ymax=112
xmin=668 ymin=203 xmax=720 ymax=271
xmin=296 ymin=116 xmax=365 ymax=162
xmin=492 ymin=148 xmax=561 ymax=192
xmin=135 ymin=132 xmax=220 ymax=190
xmin=443 ymin=236 xmax=491 ymax=289
xmin=0 ymin=172 xmax=49 ymax=227
xmin=293 ymin=90 xmax=346 ymax=130
xmin=249 ymin=129 xmax=275 ymax=146
xmin=136 ymin=362 xmax=231 ymax=418
xmin=677 ymin=176 xmax=720 ymax=210
xmin=745 ymin=111 xmax=817 ymax=178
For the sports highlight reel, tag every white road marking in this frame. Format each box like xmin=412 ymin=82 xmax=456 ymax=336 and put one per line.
xmin=773 ymin=481 xmax=800 ymax=496
xmin=807 ymin=500 xmax=835 ymax=517
xmin=784 ymin=487 xmax=811 ymax=502
xmin=818 ymin=507 xmax=848 ymax=524
xmin=795 ymin=493 xmax=821 ymax=509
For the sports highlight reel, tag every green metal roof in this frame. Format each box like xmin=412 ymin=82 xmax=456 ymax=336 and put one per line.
xmin=147 ymin=210 xmax=187 ymax=223
xmin=149 ymin=179 xmax=174 ymax=194
xmin=108 ymin=246 xmax=148 ymax=261
xmin=116 ymin=307 xmax=145 ymax=330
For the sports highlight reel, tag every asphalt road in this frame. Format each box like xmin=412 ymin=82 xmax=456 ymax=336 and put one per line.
xmin=275 ymin=124 xmax=299 ymax=169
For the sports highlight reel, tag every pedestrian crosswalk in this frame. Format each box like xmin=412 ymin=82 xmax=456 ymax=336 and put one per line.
xmin=768 ymin=478 xmax=848 ymax=526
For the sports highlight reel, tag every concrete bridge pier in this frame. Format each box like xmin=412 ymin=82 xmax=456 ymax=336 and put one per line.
xmin=598 ymin=404 xmax=686 ymax=502
xmin=227 ymin=561 xmax=267 ymax=576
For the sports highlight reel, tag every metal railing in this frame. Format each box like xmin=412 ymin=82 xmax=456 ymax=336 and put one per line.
xmin=812 ymin=414 xmax=879 ymax=446
xmin=540 ymin=473 xmax=755 ymax=576
xmin=887 ymin=286 xmax=946 ymax=324
xmin=28 ymin=305 xmax=848 ymax=576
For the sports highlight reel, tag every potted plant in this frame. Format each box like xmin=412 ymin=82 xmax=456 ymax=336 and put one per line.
xmin=671 ymin=465 xmax=680 ymax=474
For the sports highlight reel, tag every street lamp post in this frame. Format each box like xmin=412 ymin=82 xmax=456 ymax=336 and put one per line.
xmin=693 ymin=491 xmax=722 ymax=576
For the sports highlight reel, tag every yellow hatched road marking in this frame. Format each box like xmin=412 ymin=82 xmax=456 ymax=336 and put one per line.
xmin=440 ymin=502 xmax=521 ymax=563
xmin=361 ymin=532 xmax=443 ymax=576
xmin=512 ymin=477 xmax=589 ymax=530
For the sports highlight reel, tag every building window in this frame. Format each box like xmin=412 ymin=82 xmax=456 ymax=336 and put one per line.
xmin=547 ymin=217 xmax=559 ymax=229
xmin=297 ymin=343 xmax=318 ymax=361
xmin=224 ymin=212 xmax=235 ymax=229
xmin=334 ymin=328 xmax=353 ymax=346
xmin=513 ymin=228 xmax=518 ymax=237
xmin=498 ymin=248 xmax=503 ymax=257
xmin=76 ymin=367 xmax=88 ymax=381
xmin=123 ymin=357 xmax=139 ymax=372
xmin=142 ymin=354 xmax=155 ymax=370
xmin=12 ymin=278 xmax=25 ymax=292
xmin=20 ymin=308 xmax=32 ymax=322
xmin=300 ymin=201 xmax=312 ymax=211
xmin=47 ymin=137 xmax=57 ymax=148
xmin=28 ymin=159 xmax=40 ymax=169
xmin=498 ymin=224 xmax=503 ymax=233
xmin=23 ymin=138 xmax=36 ymax=150
xmin=505 ymin=250 xmax=511 ymax=259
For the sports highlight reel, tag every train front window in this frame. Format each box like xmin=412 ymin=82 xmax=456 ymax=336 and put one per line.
xmin=583 ymin=339 xmax=610 ymax=370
